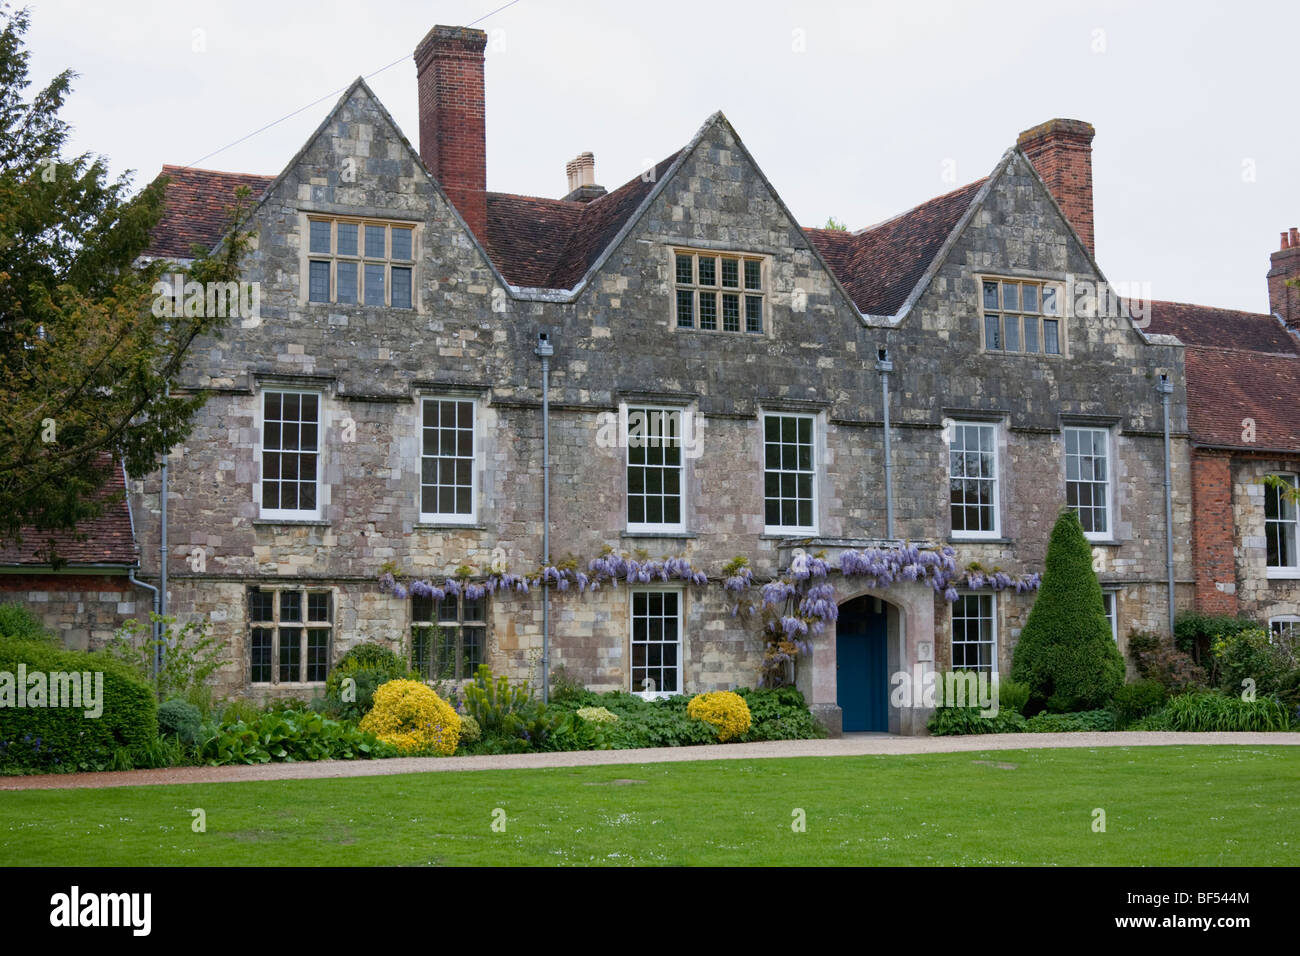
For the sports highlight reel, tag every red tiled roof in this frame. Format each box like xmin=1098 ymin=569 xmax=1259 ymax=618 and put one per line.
xmin=146 ymin=166 xmax=275 ymax=259
xmin=1183 ymin=346 xmax=1300 ymax=449
xmin=484 ymin=192 xmax=585 ymax=287
xmin=0 ymin=463 xmax=137 ymax=567
xmin=805 ymin=179 xmax=987 ymax=316
xmin=1145 ymin=300 xmax=1298 ymax=354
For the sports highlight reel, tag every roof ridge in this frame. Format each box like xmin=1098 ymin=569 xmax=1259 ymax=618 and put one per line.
xmin=853 ymin=177 xmax=988 ymax=236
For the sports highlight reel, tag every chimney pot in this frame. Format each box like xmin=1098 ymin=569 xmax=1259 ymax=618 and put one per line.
xmin=1291 ymin=227 xmax=1299 ymax=248
xmin=561 ymin=152 xmax=605 ymax=203
xmin=1269 ymin=226 xmax=1300 ymax=328
xmin=414 ymin=25 xmax=488 ymax=242
xmin=1016 ymin=118 xmax=1096 ymax=257
xmin=1283 ymin=232 xmax=1291 ymax=251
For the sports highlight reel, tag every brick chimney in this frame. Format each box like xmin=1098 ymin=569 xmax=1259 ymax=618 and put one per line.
xmin=562 ymin=152 xmax=607 ymax=203
xmin=414 ymin=25 xmax=487 ymax=242
xmin=1268 ymin=227 xmax=1300 ymax=328
xmin=1017 ymin=119 xmax=1096 ymax=257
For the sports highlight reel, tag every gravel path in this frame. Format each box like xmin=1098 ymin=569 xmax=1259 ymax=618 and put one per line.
xmin=3 ymin=731 xmax=1297 ymax=791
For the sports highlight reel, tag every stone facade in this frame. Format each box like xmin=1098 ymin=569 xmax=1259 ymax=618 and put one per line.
xmin=0 ymin=574 xmax=139 ymax=650
xmin=123 ymin=56 xmax=1190 ymax=727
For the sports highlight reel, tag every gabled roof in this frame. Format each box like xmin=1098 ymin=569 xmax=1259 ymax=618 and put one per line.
xmin=1146 ymin=300 xmax=1300 ymax=451
xmin=0 ymin=463 xmax=137 ymax=568
xmin=804 ymin=179 xmax=988 ymax=317
xmin=148 ymin=166 xmax=275 ymax=259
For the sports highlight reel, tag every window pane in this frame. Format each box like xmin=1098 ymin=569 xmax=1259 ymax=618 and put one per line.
xmin=1023 ymin=284 xmax=1038 ymax=312
xmin=745 ymin=295 xmax=763 ymax=333
xmin=307 ymin=629 xmax=330 ymax=681
xmin=744 ymin=260 xmax=762 ymax=290
xmin=364 ymin=263 xmax=385 ymax=305
xmin=1024 ymin=317 xmax=1039 ymax=352
xmin=421 ymin=399 xmax=475 ymax=517
xmin=309 ymin=261 xmax=331 ymax=302
xmin=1004 ymin=314 xmax=1019 ymax=351
xmin=1043 ymin=319 xmax=1059 ymax=354
xmin=698 ymin=256 xmax=716 ymax=287
xmin=699 ymin=292 xmax=717 ymax=330
xmin=391 ymin=267 xmax=412 ymax=309
xmin=1042 ymin=286 xmax=1058 ymax=315
xmin=722 ymin=293 xmax=740 ymax=332
xmin=983 ymin=281 xmax=999 ymax=310
xmin=365 ymin=225 xmax=386 ymax=258
xmin=1002 ymin=282 xmax=1019 ymax=312
xmin=984 ymin=314 xmax=1001 ymax=350
xmin=278 ymin=628 xmax=301 ymax=682
xmin=391 ymin=227 xmax=413 ymax=260
xmin=250 ymin=628 xmax=273 ymax=683
xmin=676 ymin=289 xmax=694 ymax=328
xmin=336 ymin=222 xmax=358 ymax=256
xmin=721 ymin=257 xmax=739 ymax=288
xmin=309 ymin=220 xmax=331 ymax=255
xmin=336 ymin=261 xmax=358 ymax=303
xmin=764 ymin=415 xmax=815 ymax=529
xmin=675 ymin=254 xmax=693 ymax=285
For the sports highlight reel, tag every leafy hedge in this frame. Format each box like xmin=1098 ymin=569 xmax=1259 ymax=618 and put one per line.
xmin=0 ymin=638 xmax=157 ymax=773
xmin=1025 ymin=709 xmax=1116 ymax=733
xmin=320 ymin=642 xmax=414 ymax=720
xmin=926 ymin=706 xmax=1029 ymax=736
xmin=198 ymin=709 xmax=397 ymax=765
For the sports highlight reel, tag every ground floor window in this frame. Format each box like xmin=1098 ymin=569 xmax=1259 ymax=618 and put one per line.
xmin=631 ymin=590 xmax=681 ymax=696
xmin=1102 ymin=591 xmax=1119 ymax=642
xmin=951 ymin=593 xmax=996 ymax=673
xmin=248 ymin=588 xmax=333 ymax=683
xmin=1269 ymin=616 xmax=1300 ymax=644
xmin=412 ymin=593 xmax=486 ymax=680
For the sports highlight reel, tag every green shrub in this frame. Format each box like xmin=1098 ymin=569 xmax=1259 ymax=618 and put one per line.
xmin=1111 ymin=679 xmax=1168 ymax=726
xmin=157 ymin=698 xmax=202 ymax=746
xmin=997 ymin=678 xmax=1031 ymax=716
xmin=1174 ymin=612 xmax=1260 ymax=662
xmin=104 ymin=614 xmax=224 ymax=715
xmin=1276 ymin=670 xmax=1300 ymax=724
xmin=734 ymin=686 xmax=826 ymax=741
xmin=0 ymin=603 xmax=55 ymax=643
xmin=926 ymin=706 xmax=1028 ymax=736
xmin=217 ymin=698 xmax=263 ymax=725
xmin=457 ymin=713 xmax=482 ymax=745
xmin=0 ymin=638 xmax=157 ymax=773
xmin=322 ymin=642 xmax=414 ymax=720
xmin=549 ymin=665 xmax=586 ymax=703
xmin=461 ymin=665 xmax=536 ymax=738
xmin=199 ymin=709 xmax=398 ymax=765
xmin=1127 ymin=630 xmax=1208 ymax=694
xmin=1025 ymin=709 xmax=1116 ymax=733
xmin=1134 ymin=691 xmax=1292 ymax=732
xmin=1209 ymin=627 xmax=1285 ymax=696
xmin=1010 ymin=511 xmax=1126 ymax=713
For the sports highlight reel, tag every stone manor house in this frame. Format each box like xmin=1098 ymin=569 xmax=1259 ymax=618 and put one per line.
xmin=4 ymin=24 xmax=1297 ymax=734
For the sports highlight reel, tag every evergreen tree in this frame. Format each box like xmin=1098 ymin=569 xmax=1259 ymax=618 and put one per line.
xmin=1011 ymin=509 xmax=1126 ymax=712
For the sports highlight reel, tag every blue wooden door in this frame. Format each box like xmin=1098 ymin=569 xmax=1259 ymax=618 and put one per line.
xmin=837 ymin=598 xmax=889 ymax=732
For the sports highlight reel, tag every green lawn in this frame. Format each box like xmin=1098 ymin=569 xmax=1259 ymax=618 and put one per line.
xmin=3 ymin=746 xmax=1297 ymax=865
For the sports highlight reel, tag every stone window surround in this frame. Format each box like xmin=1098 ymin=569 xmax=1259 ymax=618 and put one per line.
xmin=759 ymin=408 xmax=822 ymax=536
xmin=977 ymin=273 xmax=1067 ymax=357
xmin=300 ymin=212 xmax=420 ymax=310
xmin=256 ymin=385 xmax=329 ymax=522
xmin=1264 ymin=473 xmax=1300 ymax=578
xmin=671 ymin=246 xmax=768 ymax=336
xmin=418 ymin=394 xmax=480 ymax=526
xmin=1063 ymin=424 xmax=1115 ymax=543
xmin=628 ymin=585 xmax=685 ymax=699
xmin=947 ymin=419 xmax=1003 ymax=540
xmin=248 ymin=585 xmax=335 ymax=686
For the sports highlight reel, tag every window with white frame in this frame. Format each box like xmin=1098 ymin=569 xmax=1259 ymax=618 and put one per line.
xmin=261 ymin=390 xmax=320 ymax=517
xmin=980 ymin=277 xmax=1063 ymax=354
xmin=763 ymin=413 xmax=816 ymax=532
xmin=1268 ymin=616 xmax=1300 ymax=645
xmin=631 ymin=590 xmax=681 ymax=696
xmin=949 ymin=422 xmax=999 ymax=537
xmin=952 ymin=594 xmax=997 ymax=673
xmin=1265 ymin=474 xmax=1299 ymax=573
xmin=1102 ymin=591 xmax=1119 ymax=642
xmin=411 ymin=592 xmax=486 ymax=680
xmin=626 ymin=407 xmax=684 ymax=532
xmin=420 ymin=398 xmax=476 ymax=523
xmin=307 ymin=217 xmax=415 ymax=309
xmin=248 ymin=588 xmax=332 ymax=684
xmin=1065 ymin=427 xmax=1111 ymax=539
xmin=674 ymin=250 xmax=764 ymax=334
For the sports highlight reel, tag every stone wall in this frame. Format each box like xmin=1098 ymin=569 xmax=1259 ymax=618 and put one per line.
xmin=0 ymin=574 xmax=140 ymax=650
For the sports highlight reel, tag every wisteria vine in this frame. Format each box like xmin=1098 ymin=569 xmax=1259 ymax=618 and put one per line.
xmin=377 ymin=545 xmax=1040 ymax=688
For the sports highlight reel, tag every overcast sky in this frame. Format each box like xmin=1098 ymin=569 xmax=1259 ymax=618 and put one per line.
xmin=26 ymin=0 xmax=1299 ymax=312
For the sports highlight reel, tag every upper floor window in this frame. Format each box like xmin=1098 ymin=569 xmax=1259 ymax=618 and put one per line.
xmin=261 ymin=390 xmax=320 ymax=519
xmin=952 ymin=593 xmax=997 ymax=673
xmin=1064 ymin=427 xmax=1110 ymax=540
xmin=1265 ymin=474 xmax=1299 ymax=574
xmin=949 ymin=422 xmax=999 ymax=538
xmin=763 ymin=413 xmax=816 ymax=533
xmin=674 ymin=250 xmax=764 ymax=334
xmin=626 ymin=407 xmax=685 ymax=533
xmin=421 ymin=398 xmax=476 ymax=524
xmin=981 ymin=277 xmax=1062 ymax=355
xmin=249 ymin=588 xmax=332 ymax=684
xmin=307 ymin=217 xmax=414 ymax=309
xmin=412 ymin=592 xmax=486 ymax=680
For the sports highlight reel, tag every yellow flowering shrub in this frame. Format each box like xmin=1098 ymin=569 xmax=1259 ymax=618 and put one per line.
xmin=686 ymin=691 xmax=752 ymax=742
xmin=358 ymin=679 xmax=461 ymax=756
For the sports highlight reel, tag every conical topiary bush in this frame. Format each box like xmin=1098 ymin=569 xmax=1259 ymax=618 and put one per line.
xmin=1010 ymin=509 xmax=1126 ymax=713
